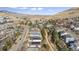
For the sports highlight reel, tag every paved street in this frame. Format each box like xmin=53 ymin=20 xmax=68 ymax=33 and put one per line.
xmin=26 ymin=27 xmax=42 ymax=51
xmin=9 ymin=26 xmax=29 ymax=51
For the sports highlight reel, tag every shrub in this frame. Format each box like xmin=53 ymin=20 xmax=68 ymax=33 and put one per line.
xmin=2 ymin=45 xmax=7 ymax=51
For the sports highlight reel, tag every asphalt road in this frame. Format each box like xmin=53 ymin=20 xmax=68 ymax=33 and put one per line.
xmin=9 ymin=26 xmax=29 ymax=51
xmin=26 ymin=28 xmax=41 ymax=51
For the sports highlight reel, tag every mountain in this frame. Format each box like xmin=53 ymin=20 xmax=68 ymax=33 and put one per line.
xmin=1 ymin=7 xmax=79 ymax=21
xmin=0 ymin=10 xmax=18 ymax=14
xmin=52 ymin=7 xmax=79 ymax=19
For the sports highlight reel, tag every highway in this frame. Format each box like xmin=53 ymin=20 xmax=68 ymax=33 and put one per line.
xmin=26 ymin=28 xmax=42 ymax=51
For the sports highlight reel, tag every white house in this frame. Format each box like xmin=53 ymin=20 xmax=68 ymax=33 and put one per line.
xmin=74 ymin=27 xmax=79 ymax=31
xmin=0 ymin=16 xmax=6 ymax=24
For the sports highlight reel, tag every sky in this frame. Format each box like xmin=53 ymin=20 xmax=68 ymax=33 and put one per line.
xmin=0 ymin=7 xmax=71 ymax=15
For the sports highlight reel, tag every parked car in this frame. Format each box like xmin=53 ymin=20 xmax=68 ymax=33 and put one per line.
xmin=76 ymin=46 xmax=79 ymax=51
xmin=69 ymin=42 xmax=77 ymax=50
xmin=61 ymin=34 xmax=75 ymax=44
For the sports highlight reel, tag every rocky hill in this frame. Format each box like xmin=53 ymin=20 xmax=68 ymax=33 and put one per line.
xmin=52 ymin=7 xmax=79 ymax=19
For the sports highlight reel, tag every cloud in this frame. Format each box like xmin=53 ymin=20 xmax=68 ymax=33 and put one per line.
xmin=9 ymin=7 xmax=17 ymax=8
xmin=37 ymin=8 xmax=43 ymax=10
xmin=17 ymin=7 xmax=28 ymax=9
xmin=48 ymin=9 xmax=53 ymax=12
xmin=10 ymin=7 xmax=43 ymax=11
xmin=48 ymin=9 xmax=59 ymax=15
xmin=9 ymin=7 xmax=28 ymax=10
xmin=31 ymin=7 xmax=43 ymax=11
xmin=19 ymin=7 xmax=28 ymax=9
xmin=31 ymin=8 xmax=37 ymax=11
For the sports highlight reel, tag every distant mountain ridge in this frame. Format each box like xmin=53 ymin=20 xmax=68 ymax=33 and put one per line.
xmin=52 ymin=8 xmax=79 ymax=19
xmin=0 ymin=10 xmax=18 ymax=14
xmin=1 ymin=8 xmax=79 ymax=20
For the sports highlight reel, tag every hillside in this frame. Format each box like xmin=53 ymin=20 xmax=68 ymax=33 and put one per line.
xmin=52 ymin=8 xmax=79 ymax=19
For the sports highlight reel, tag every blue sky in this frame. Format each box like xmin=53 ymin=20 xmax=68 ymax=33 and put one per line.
xmin=0 ymin=7 xmax=71 ymax=15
